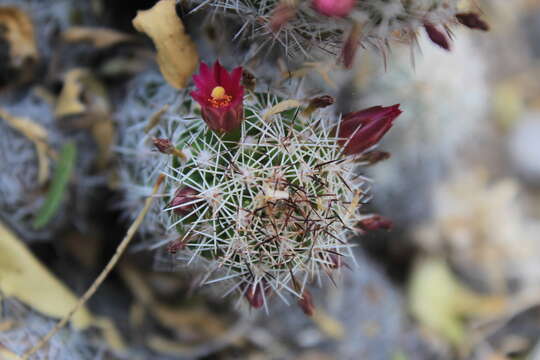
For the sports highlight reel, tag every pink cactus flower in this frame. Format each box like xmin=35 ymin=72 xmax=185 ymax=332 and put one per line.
xmin=191 ymin=61 xmax=244 ymax=133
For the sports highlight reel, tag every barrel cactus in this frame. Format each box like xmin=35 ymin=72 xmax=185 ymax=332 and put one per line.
xmin=117 ymin=61 xmax=401 ymax=310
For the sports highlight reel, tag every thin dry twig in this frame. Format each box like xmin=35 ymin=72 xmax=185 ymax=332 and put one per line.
xmin=21 ymin=174 xmax=165 ymax=359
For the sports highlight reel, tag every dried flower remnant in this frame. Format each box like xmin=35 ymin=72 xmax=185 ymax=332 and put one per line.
xmin=270 ymin=0 xmax=298 ymax=32
xmin=359 ymin=215 xmax=393 ymax=231
xmin=244 ymin=281 xmax=269 ymax=309
xmin=337 ymin=104 xmax=402 ymax=155
xmin=169 ymin=187 xmax=200 ymax=216
xmin=190 ymin=61 xmax=244 ymax=133
xmin=297 ymin=289 xmax=315 ymax=316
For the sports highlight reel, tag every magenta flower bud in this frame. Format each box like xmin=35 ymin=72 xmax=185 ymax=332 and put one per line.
xmin=169 ymin=187 xmax=200 ymax=215
xmin=337 ymin=104 xmax=402 ymax=155
xmin=312 ymin=0 xmax=355 ymax=17
xmin=424 ymin=23 xmax=450 ymax=51
xmin=359 ymin=215 xmax=393 ymax=231
xmin=190 ymin=61 xmax=244 ymax=134
xmin=456 ymin=12 xmax=489 ymax=31
xmin=297 ymin=289 xmax=315 ymax=316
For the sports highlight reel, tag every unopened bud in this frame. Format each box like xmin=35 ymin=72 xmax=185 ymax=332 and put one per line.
xmin=244 ymin=282 xmax=268 ymax=309
xmin=424 ymin=23 xmax=450 ymax=51
xmin=456 ymin=12 xmax=489 ymax=31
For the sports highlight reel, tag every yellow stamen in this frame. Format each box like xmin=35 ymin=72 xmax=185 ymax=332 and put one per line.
xmin=211 ymin=86 xmax=226 ymax=100
xmin=208 ymin=86 xmax=232 ymax=108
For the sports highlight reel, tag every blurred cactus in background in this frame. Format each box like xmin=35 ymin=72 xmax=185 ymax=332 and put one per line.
xmin=187 ymin=0 xmax=486 ymax=68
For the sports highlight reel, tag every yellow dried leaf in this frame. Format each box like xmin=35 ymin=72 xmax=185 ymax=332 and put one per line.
xmin=132 ymin=0 xmax=198 ymax=89
xmin=262 ymin=99 xmax=302 ymax=121
xmin=55 ymin=69 xmax=87 ymax=118
xmin=0 ymin=221 xmax=93 ymax=329
xmin=0 ymin=7 xmax=38 ymax=66
xmin=62 ymin=27 xmax=135 ymax=48
xmin=0 ymin=348 xmax=23 ymax=360
xmin=0 ymin=108 xmax=50 ymax=185
xmin=55 ymin=69 xmax=115 ymax=168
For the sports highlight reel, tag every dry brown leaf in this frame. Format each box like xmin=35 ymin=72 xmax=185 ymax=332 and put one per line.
xmin=132 ymin=0 xmax=198 ymax=89
xmin=62 ymin=26 xmax=135 ymax=48
xmin=55 ymin=69 xmax=88 ymax=118
xmin=55 ymin=69 xmax=115 ymax=168
xmin=0 ymin=7 xmax=38 ymax=67
xmin=262 ymin=99 xmax=302 ymax=121
xmin=0 ymin=221 xmax=93 ymax=329
xmin=0 ymin=108 xmax=51 ymax=185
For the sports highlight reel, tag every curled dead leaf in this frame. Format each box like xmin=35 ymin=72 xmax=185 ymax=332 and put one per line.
xmin=0 ymin=6 xmax=38 ymax=68
xmin=132 ymin=0 xmax=198 ymax=89
xmin=55 ymin=69 xmax=115 ymax=168
xmin=55 ymin=69 xmax=88 ymax=118
xmin=0 ymin=221 xmax=93 ymax=329
xmin=0 ymin=108 xmax=51 ymax=185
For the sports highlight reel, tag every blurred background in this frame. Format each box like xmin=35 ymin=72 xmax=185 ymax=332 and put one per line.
xmin=1 ymin=0 xmax=540 ymax=359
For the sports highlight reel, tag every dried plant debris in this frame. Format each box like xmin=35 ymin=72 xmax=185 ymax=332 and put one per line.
xmin=0 ymin=89 xmax=104 ymax=241
xmin=0 ymin=220 xmax=93 ymax=329
xmin=0 ymin=6 xmax=38 ymax=88
xmin=0 ymin=299 xmax=104 ymax=360
xmin=0 ymin=107 xmax=52 ymax=185
xmin=133 ymin=0 xmax=199 ymax=89
xmin=62 ymin=26 xmax=135 ymax=49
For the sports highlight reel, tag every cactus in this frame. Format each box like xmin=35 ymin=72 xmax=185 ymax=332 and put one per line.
xmin=187 ymin=0 xmax=475 ymax=65
xmin=117 ymin=61 xmax=401 ymax=310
